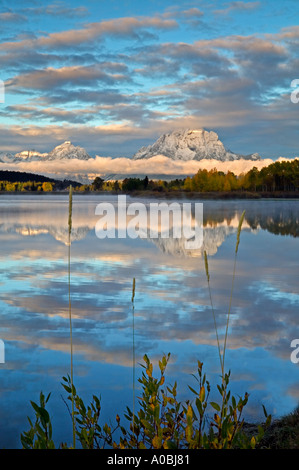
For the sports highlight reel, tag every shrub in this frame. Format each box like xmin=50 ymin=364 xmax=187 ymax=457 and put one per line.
xmin=20 ymin=353 xmax=271 ymax=449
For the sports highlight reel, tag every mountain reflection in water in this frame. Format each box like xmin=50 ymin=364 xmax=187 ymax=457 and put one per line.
xmin=0 ymin=195 xmax=297 ymax=253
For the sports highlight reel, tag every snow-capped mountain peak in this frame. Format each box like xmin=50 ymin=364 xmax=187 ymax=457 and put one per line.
xmin=133 ymin=128 xmax=261 ymax=162
xmin=0 ymin=141 xmax=92 ymax=163
xmin=46 ymin=141 xmax=91 ymax=161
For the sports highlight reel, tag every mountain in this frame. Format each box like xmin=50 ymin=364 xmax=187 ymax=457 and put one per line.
xmin=0 ymin=141 xmax=91 ymax=163
xmin=13 ymin=150 xmax=48 ymax=162
xmin=46 ymin=141 xmax=91 ymax=161
xmin=0 ymin=151 xmax=15 ymax=163
xmin=133 ymin=129 xmax=261 ymax=162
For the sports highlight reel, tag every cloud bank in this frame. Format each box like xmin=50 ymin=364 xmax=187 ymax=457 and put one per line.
xmin=0 ymin=155 xmax=296 ymax=182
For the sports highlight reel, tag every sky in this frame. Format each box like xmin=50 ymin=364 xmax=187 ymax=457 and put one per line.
xmin=0 ymin=0 xmax=299 ymax=160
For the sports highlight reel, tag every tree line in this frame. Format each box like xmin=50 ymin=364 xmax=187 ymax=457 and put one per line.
xmin=83 ymin=159 xmax=298 ymax=194
xmin=184 ymin=160 xmax=298 ymax=193
xmin=0 ymin=181 xmax=54 ymax=192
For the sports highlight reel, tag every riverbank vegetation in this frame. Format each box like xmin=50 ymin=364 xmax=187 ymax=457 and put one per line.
xmin=81 ymin=159 xmax=299 ymax=195
xmin=20 ymin=355 xmax=299 ymax=449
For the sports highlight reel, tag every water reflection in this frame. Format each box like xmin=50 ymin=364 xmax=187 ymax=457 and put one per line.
xmin=0 ymin=195 xmax=297 ymax=254
xmin=0 ymin=194 xmax=298 ymax=448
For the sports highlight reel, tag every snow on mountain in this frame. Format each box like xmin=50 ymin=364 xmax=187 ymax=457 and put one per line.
xmin=0 ymin=131 xmax=261 ymax=165
xmin=13 ymin=150 xmax=49 ymax=162
xmin=0 ymin=151 xmax=15 ymax=163
xmin=0 ymin=131 xmax=266 ymax=182
xmin=133 ymin=129 xmax=261 ymax=162
xmin=1 ymin=141 xmax=91 ymax=163
xmin=46 ymin=141 xmax=91 ymax=161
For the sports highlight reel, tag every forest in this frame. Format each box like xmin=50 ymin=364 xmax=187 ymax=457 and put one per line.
xmin=92 ymin=159 xmax=299 ymax=194
xmin=183 ymin=159 xmax=299 ymax=193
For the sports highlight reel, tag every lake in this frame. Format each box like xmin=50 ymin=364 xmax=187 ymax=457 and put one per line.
xmin=0 ymin=193 xmax=298 ymax=448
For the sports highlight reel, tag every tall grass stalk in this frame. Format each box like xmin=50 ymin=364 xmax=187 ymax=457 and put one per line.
xmin=204 ymin=210 xmax=245 ymax=380
xmin=222 ymin=210 xmax=245 ymax=373
xmin=204 ymin=251 xmax=223 ymax=376
xmin=68 ymin=185 xmax=76 ymax=448
xmin=131 ymin=277 xmax=136 ymax=441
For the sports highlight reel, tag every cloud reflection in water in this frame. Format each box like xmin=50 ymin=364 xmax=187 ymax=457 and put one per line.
xmin=0 ymin=195 xmax=298 ymax=447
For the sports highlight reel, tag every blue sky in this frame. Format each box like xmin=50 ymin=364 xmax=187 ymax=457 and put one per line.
xmin=0 ymin=0 xmax=299 ymax=158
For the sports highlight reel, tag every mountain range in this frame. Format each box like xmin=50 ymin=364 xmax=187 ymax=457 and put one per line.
xmin=0 ymin=141 xmax=91 ymax=163
xmin=0 ymin=129 xmax=261 ymax=164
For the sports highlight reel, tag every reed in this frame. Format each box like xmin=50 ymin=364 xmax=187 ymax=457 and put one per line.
xmin=222 ymin=210 xmax=245 ymax=372
xmin=204 ymin=250 xmax=223 ymax=376
xmin=68 ymin=185 xmax=76 ymax=449
xmin=204 ymin=210 xmax=245 ymax=379
xmin=131 ymin=277 xmax=136 ymax=441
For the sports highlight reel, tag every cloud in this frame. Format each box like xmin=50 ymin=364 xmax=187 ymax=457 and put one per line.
xmin=6 ymin=64 xmax=131 ymax=92
xmin=0 ymin=10 xmax=26 ymax=22
xmin=0 ymin=153 xmax=296 ymax=183
xmin=214 ymin=1 xmax=261 ymax=15
xmin=181 ymin=7 xmax=204 ymax=18
xmin=0 ymin=15 xmax=178 ymax=53
xmin=170 ymin=7 xmax=205 ymax=27
xmin=0 ymin=4 xmax=298 ymax=158
xmin=20 ymin=3 xmax=89 ymax=18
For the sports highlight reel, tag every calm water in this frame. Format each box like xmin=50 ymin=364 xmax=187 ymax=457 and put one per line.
xmin=0 ymin=194 xmax=298 ymax=448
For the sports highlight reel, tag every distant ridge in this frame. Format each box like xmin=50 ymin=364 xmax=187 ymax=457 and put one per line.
xmin=0 ymin=170 xmax=55 ymax=183
xmin=0 ymin=170 xmax=78 ymax=188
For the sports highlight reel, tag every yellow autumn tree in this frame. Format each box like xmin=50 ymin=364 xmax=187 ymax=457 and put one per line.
xmin=42 ymin=182 xmax=53 ymax=192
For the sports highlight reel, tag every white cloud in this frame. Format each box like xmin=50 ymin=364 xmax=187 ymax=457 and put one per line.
xmin=0 ymin=155 xmax=296 ymax=182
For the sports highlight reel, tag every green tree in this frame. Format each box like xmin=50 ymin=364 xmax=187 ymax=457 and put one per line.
xmin=92 ymin=177 xmax=104 ymax=191
xmin=113 ymin=180 xmax=120 ymax=191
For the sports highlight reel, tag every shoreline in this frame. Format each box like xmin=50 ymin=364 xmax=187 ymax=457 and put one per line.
xmin=0 ymin=190 xmax=298 ymax=200
xmin=126 ymin=190 xmax=299 ymax=200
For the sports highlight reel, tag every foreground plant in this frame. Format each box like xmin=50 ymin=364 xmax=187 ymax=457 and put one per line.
xmin=21 ymin=392 xmax=55 ymax=449
xmin=21 ymin=354 xmax=270 ymax=449
xmin=116 ymin=354 xmax=270 ymax=449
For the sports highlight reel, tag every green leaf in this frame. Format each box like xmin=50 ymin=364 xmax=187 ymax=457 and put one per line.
xmin=196 ymin=398 xmax=203 ymax=416
xmin=45 ymin=393 xmax=51 ymax=404
xmin=39 ymin=407 xmax=50 ymax=425
xmin=210 ymin=402 xmax=221 ymax=412
xmin=62 ymin=384 xmax=72 ymax=393
xmin=188 ymin=385 xmax=198 ymax=395
xmin=30 ymin=401 xmax=40 ymax=414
